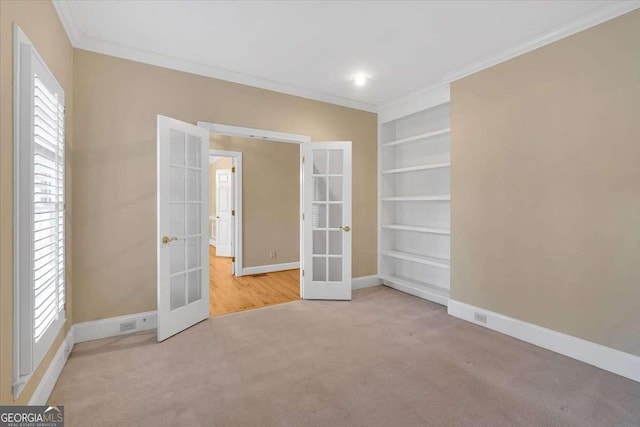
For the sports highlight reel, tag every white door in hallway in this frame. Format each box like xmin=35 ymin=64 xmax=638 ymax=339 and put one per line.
xmin=302 ymin=142 xmax=352 ymax=300
xmin=157 ymin=115 xmax=210 ymax=341
xmin=215 ymin=168 xmax=234 ymax=258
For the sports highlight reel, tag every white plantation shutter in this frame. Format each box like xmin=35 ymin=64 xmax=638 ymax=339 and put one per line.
xmin=32 ymin=74 xmax=65 ymax=343
xmin=13 ymin=25 xmax=66 ymax=398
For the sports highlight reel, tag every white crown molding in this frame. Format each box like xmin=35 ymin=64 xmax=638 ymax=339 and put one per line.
xmin=380 ymin=1 xmax=640 ymax=111
xmin=443 ymin=1 xmax=640 ymax=83
xmin=51 ymin=0 xmax=377 ymax=113
xmin=52 ymin=0 xmax=80 ymax=46
xmin=53 ymin=1 xmax=639 ymax=117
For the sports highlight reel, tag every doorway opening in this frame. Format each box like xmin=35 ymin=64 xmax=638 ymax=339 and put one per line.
xmin=157 ymin=116 xmax=353 ymax=340
xmin=204 ymin=125 xmax=305 ymax=317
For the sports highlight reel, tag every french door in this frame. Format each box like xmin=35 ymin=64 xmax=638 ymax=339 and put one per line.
xmin=157 ymin=116 xmax=209 ymax=341
xmin=302 ymin=142 xmax=352 ymax=300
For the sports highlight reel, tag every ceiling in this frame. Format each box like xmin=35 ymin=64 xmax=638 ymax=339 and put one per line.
xmin=54 ymin=1 xmax=638 ymax=111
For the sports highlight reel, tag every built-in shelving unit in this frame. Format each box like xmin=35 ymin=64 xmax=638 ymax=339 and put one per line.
xmin=378 ymin=87 xmax=451 ymax=305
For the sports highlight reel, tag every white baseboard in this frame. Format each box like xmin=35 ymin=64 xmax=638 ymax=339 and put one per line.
xmin=209 ymin=239 xmax=216 ymax=246
xmin=74 ymin=311 xmax=157 ymax=343
xmin=448 ymin=300 xmax=640 ymax=383
xmin=29 ymin=328 xmax=75 ymax=405
xmin=241 ymin=262 xmax=300 ymax=276
xmin=352 ymin=275 xmax=381 ymax=290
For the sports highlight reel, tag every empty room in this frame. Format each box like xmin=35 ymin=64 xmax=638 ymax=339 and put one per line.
xmin=1 ymin=1 xmax=639 ymax=426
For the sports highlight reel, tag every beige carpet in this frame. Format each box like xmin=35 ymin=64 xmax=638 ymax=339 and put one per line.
xmin=50 ymin=286 xmax=640 ymax=426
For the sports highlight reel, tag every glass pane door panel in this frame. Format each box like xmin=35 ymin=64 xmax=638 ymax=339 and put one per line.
xmin=186 ymin=237 xmax=200 ymax=270
xmin=170 ymin=274 xmax=186 ymax=310
xmin=313 ymin=257 xmax=326 ymax=281
xmin=170 ymin=240 xmax=185 ymax=274
xmin=328 ymin=258 xmax=342 ymax=282
xmin=328 ymin=204 xmax=342 ymax=228
xmin=170 ymin=168 xmax=185 ymax=201
xmin=186 ymin=204 xmax=200 ymax=235
xmin=186 ymin=134 xmax=200 ymax=168
xmin=170 ymin=130 xmax=185 ymax=166
xmin=328 ymin=150 xmax=343 ymax=174
xmin=313 ymin=150 xmax=328 ymax=174
xmin=187 ymin=270 xmax=201 ymax=303
xmin=186 ymin=169 xmax=200 ymax=201
xmin=170 ymin=205 xmax=185 ymax=237
xmin=328 ymin=231 xmax=342 ymax=255
xmin=329 ymin=177 xmax=343 ymax=201
xmin=312 ymin=204 xmax=326 ymax=228
xmin=313 ymin=230 xmax=326 ymax=255
xmin=313 ymin=177 xmax=327 ymax=201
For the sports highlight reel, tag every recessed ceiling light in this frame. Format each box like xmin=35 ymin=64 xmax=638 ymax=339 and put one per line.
xmin=353 ymin=73 xmax=369 ymax=87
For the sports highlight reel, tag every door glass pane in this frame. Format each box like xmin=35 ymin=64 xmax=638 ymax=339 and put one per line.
xmin=329 ymin=176 xmax=343 ymax=201
xmin=328 ymin=230 xmax=342 ymax=255
xmin=170 ymin=204 xmax=185 ymax=237
xmin=313 ymin=177 xmax=327 ymax=201
xmin=312 ymin=203 xmax=326 ymax=228
xmin=170 ymin=239 xmax=185 ymax=274
xmin=186 ymin=134 xmax=200 ymax=168
xmin=313 ymin=149 xmax=327 ymax=174
xmin=170 ymin=168 xmax=185 ymax=201
xmin=170 ymin=273 xmax=186 ymax=310
xmin=328 ymin=150 xmax=343 ymax=174
xmin=328 ymin=258 xmax=342 ymax=282
xmin=186 ymin=169 xmax=200 ymax=201
xmin=313 ymin=257 xmax=326 ymax=281
xmin=170 ymin=130 xmax=185 ymax=166
xmin=328 ymin=204 xmax=342 ymax=228
xmin=186 ymin=237 xmax=200 ymax=270
xmin=187 ymin=270 xmax=201 ymax=303
xmin=186 ymin=204 xmax=200 ymax=235
xmin=313 ymin=230 xmax=326 ymax=255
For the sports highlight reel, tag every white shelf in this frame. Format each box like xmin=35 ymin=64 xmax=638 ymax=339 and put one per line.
xmin=381 ymin=162 xmax=450 ymax=175
xmin=382 ymin=224 xmax=450 ymax=235
xmin=382 ymin=250 xmax=450 ymax=269
xmin=382 ymin=128 xmax=451 ymax=147
xmin=379 ymin=97 xmax=451 ymax=305
xmin=380 ymin=275 xmax=449 ymax=306
xmin=382 ymin=195 xmax=450 ymax=202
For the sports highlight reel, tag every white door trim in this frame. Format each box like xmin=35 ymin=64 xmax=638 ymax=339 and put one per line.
xmin=198 ymin=122 xmax=311 ymax=144
xmin=209 ymin=150 xmax=242 ymax=275
xmin=202 ymin=122 xmax=309 ymax=285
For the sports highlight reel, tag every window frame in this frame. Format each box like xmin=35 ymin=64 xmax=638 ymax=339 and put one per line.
xmin=12 ymin=24 xmax=67 ymax=399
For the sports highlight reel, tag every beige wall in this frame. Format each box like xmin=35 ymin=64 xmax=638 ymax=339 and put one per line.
xmin=451 ymin=10 xmax=640 ymax=356
xmin=73 ymin=49 xmax=377 ymax=323
xmin=209 ymin=157 xmax=233 ymax=220
xmin=211 ymin=135 xmax=299 ymax=267
xmin=0 ymin=1 xmax=74 ymax=404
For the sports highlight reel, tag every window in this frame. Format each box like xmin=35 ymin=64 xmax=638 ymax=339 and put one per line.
xmin=13 ymin=25 xmax=66 ymax=398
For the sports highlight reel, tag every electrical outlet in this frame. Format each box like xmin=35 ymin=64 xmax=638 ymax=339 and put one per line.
xmin=120 ymin=320 xmax=136 ymax=332
xmin=269 ymin=250 xmax=277 ymax=259
xmin=474 ymin=312 xmax=487 ymax=324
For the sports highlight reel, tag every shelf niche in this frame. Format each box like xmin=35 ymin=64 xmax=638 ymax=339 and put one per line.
xmin=379 ymin=98 xmax=451 ymax=305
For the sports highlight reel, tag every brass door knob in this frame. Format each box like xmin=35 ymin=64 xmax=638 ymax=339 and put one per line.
xmin=162 ymin=236 xmax=178 ymax=244
xmin=341 ymin=226 xmax=351 ymax=232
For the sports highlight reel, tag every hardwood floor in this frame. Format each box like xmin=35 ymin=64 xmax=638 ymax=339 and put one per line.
xmin=209 ymin=246 xmax=300 ymax=316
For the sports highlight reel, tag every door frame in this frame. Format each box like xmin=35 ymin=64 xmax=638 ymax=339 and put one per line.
xmin=209 ymin=149 xmax=242 ymax=275
xmin=197 ymin=122 xmax=310 ymax=289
